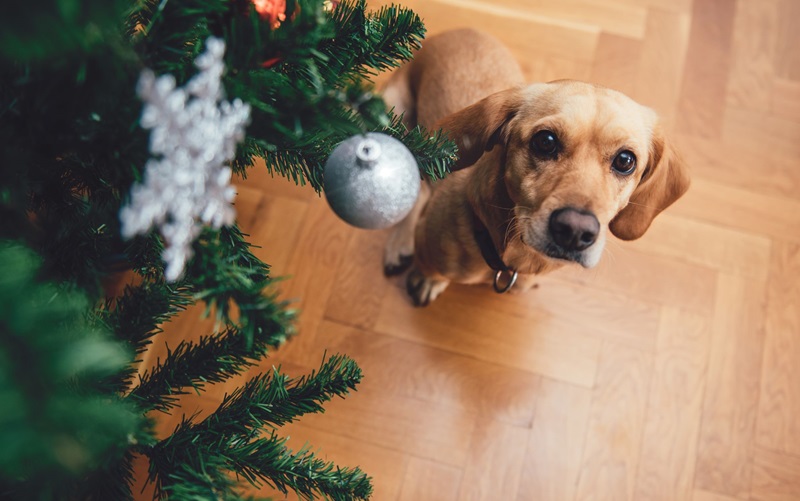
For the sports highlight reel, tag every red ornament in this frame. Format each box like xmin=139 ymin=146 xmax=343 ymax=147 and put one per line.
xmin=253 ymin=0 xmax=287 ymax=28
xmin=260 ymin=55 xmax=282 ymax=68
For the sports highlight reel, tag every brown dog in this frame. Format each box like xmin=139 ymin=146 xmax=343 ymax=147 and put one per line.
xmin=382 ymin=29 xmax=690 ymax=306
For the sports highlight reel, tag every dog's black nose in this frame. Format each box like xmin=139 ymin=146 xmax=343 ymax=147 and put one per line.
xmin=548 ymin=208 xmax=600 ymax=251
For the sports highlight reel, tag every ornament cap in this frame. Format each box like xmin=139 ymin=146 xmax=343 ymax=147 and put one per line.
xmin=355 ymin=138 xmax=382 ymax=168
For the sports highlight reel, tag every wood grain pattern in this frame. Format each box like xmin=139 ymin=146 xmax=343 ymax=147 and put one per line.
xmin=675 ymin=0 xmax=736 ymax=137
xmin=751 ymin=447 xmax=800 ymax=501
xmin=722 ymin=106 xmax=800 ymax=160
xmin=457 ymin=418 xmax=528 ymax=501
xmin=726 ymin=0 xmax=777 ymax=111
xmin=135 ymin=0 xmax=800 ymax=499
xmin=771 ymin=77 xmax=800 ymax=121
xmin=666 ymin=177 xmax=800 ymax=245
xmin=396 ymin=458 xmax=462 ymax=501
xmin=590 ymin=32 xmax=642 ymax=97
xmin=314 ymin=320 xmax=542 ymax=426
xmin=518 ymin=379 xmax=593 ymax=501
xmin=626 ymin=214 xmax=772 ymax=280
xmin=675 ymin=134 xmax=800 ymax=200
xmin=695 ymin=274 xmax=767 ymax=497
xmin=575 ymin=342 xmax=652 ymax=501
xmin=775 ymin=0 xmax=800 ymax=81
xmin=693 ymin=490 xmax=744 ymax=501
xmin=634 ymin=7 xmax=690 ymax=124
xmin=757 ymin=243 xmax=800 ymax=456
xmin=635 ymin=308 xmax=711 ymax=501
xmin=375 ymin=284 xmax=603 ymax=387
xmin=323 ymin=229 xmax=390 ymax=331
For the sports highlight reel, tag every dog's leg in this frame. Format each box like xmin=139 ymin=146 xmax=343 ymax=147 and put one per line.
xmin=406 ymin=266 xmax=449 ymax=307
xmin=381 ymin=64 xmax=426 ymax=276
xmin=384 ymin=182 xmax=429 ymax=275
xmin=381 ymin=63 xmax=416 ymax=129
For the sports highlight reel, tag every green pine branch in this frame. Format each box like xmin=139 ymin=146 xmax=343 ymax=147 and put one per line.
xmin=100 ymin=281 xmax=194 ymax=355
xmin=154 ymin=430 xmax=371 ymax=501
xmin=130 ymin=0 xmax=231 ymax=77
xmin=157 ymin=459 xmax=238 ymax=500
xmin=322 ymin=0 xmax=424 ymax=80
xmin=227 ymin=435 xmax=372 ymax=500
xmin=81 ymin=450 xmax=137 ymax=501
xmin=204 ymin=354 xmax=362 ymax=434
xmin=116 ymin=225 xmax=295 ymax=412
xmin=129 ymin=326 xmax=282 ymax=413
xmin=182 ymin=225 xmax=296 ymax=349
xmin=382 ymin=112 xmax=459 ymax=181
xmin=145 ymin=354 xmax=366 ymax=499
xmin=0 ymin=0 xmax=131 ymax=61
xmin=249 ymin=110 xmax=457 ymax=193
xmin=0 ymin=242 xmax=141 ymax=496
xmin=123 ymin=224 xmax=292 ymax=348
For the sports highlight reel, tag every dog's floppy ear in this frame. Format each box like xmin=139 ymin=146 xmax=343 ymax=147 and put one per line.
xmin=609 ymin=127 xmax=691 ymax=241
xmin=434 ymin=87 xmax=525 ymax=170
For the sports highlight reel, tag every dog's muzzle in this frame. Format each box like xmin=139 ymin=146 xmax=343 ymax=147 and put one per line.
xmin=536 ymin=207 xmax=600 ymax=267
xmin=548 ymin=207 xmax=600 ymax=252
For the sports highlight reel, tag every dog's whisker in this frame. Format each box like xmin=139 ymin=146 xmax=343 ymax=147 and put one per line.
xmin=602 ymin=243 xmax=618 ymax=267
xmin=485 ymin=203 xmax=516 ymax=211
xmin=504 ymin=218 xmax=517 ymax=230
xmin=504 ymin=214 xmax=529 ymax=245
xmin=621 ymin=200 xmax=662 ymax=210
xmin=504 ymin=221 xmax=519 ymax=247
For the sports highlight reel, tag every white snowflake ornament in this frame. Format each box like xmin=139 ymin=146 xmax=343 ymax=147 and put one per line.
xmin=120 ymin=37 xmax=251 ymax=281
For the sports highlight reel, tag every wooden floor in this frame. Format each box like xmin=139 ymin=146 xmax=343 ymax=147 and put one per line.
xmin=141 ymin=0 xmax=800 ymax=499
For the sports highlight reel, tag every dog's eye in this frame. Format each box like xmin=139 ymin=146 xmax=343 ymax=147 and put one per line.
xmin=531 ymin=130 xmax=561 ymax=159
xmin=612 ymin=150 xmax=637 ymax=175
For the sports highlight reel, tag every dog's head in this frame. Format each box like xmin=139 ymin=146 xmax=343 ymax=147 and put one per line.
xmin=436 ymin=81 xmax=690 ymax=268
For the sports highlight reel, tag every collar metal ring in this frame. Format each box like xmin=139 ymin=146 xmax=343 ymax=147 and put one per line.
xmin=493 ymin=269 xmax=518 ymax=294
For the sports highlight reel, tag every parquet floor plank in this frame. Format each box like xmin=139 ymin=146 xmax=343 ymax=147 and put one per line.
xmin=774 ymin=0 xmax=800 ymax=81
xmin=726 ymin=0 xmax=778 ymax=112
xmin=575 ymin=342 xmax=653 ymax=501
xmin=634 ymin=308 xmax=712 ymax=501
xmin=756 ymin=243 xmax=800 ymax=457
xmin=695 ymin=274 xmax=768 ymax=497
xmin=751 ymin=447 xmax=800 ymax=501
xmin=590 ymin=32 xmax=642 ymax=97
xmin=634 ymin=7 xmax=690 ymax=124
xmin=517 ymin=379 xmax=593 ymax=501
xmin=675 ymin=0 xmax=736 ymax=138
xmin=396 ymin=458 xmax=462 ymax=501
xmin=666 ymin=177 xmax=800 ymax=245
xmin=457 ymin=418 xmax=529 ymax=501
xmin=375 ymin=284 xmax=603 ymax=387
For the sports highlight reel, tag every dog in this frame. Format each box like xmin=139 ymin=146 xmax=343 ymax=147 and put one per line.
xmin=381 ymin=29 xmax=691 ymax=306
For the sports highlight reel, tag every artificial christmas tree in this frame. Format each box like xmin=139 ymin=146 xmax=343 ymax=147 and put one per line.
xmin=0 ymin=0 xmax=456 ymax=499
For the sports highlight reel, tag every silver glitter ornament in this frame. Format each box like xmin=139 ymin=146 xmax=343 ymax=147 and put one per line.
xmin=324 ymin=133 xmax=420 ymax=229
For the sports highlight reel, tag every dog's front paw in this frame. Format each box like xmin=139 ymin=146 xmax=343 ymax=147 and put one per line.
xmin=384 ymin=228 xmax=415 ymax=276
xmin=406 ymin=268 xmax=449 ymax=307
xmin=384 ymin=253 xmax=414 ymax=276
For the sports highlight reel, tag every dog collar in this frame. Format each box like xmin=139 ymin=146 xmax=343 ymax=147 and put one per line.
xmin=472 ymin=211 xmax=518 ymax=293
